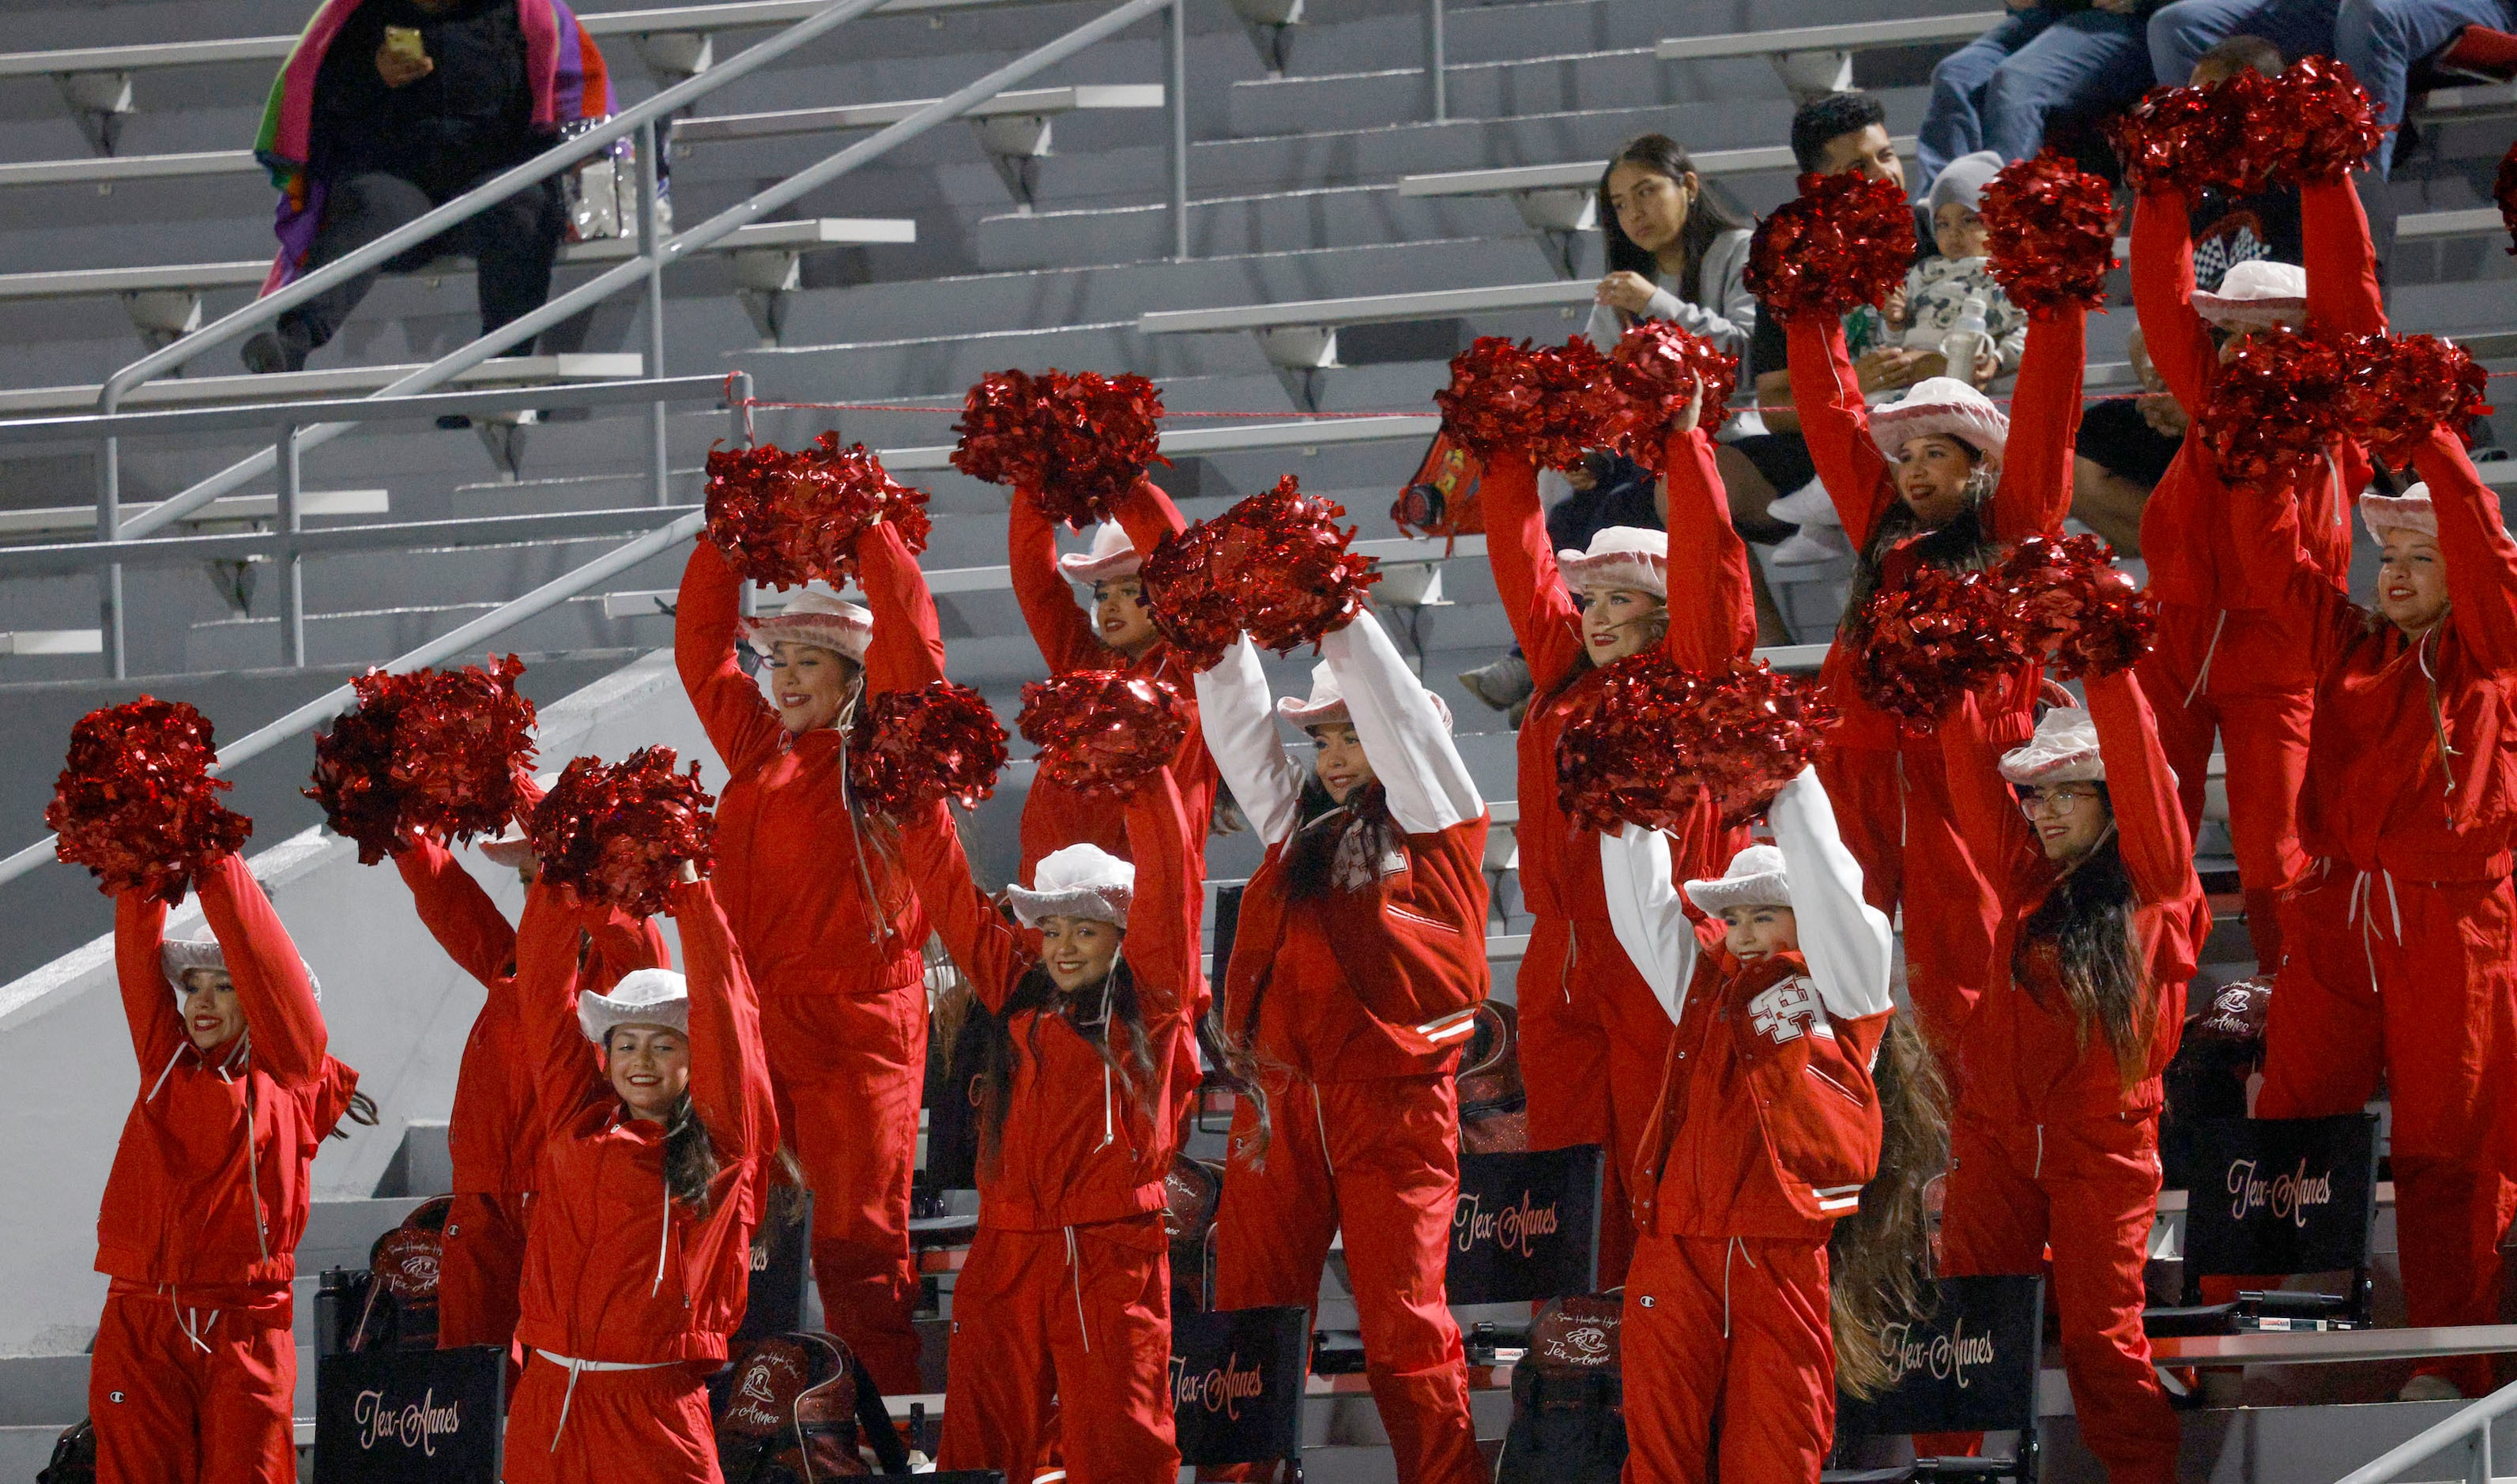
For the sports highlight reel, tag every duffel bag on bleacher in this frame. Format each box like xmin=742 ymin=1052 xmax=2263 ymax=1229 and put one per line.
xmin=716 ymin=1331 xmax=914 ymax=1481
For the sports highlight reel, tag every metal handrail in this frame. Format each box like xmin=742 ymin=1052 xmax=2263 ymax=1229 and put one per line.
xmin=2335 ymin=1377 xmax=2517 ymax=1484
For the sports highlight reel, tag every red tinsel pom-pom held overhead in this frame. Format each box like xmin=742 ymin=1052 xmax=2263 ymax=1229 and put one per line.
xmin=1853 ymin=566 xmax=2027 ymax=724
xmin=2339 ymin=332 xmax=2493 ymax=467
xmin=703 ymin=434 xmax=931 ymax=589
xmin=2111 ymin=71 xmax=2282 ymax=197
xmin=528 ymin=748 xmax=715 ymax=918
xmin=1600 ymin=320 xmax=1738 ymax=471
xmin=1432 ymin=336 xmax=1615 ymax=469
xmin=1995 ymin=535 xmax=2154 ymax=680
xmin=1138 ymin=516 xmax=1246 ymax=673
xmin=390 ymin=657 xmax=539 ymax=847
xmin=49 ymin=697 xmax=253 ymax=904
xmin=1978 ymin=151 xmax=2119 ymax=315
xmin=2266 ymin=57 xmax=2387 ymax=186
xmin=949 ymin=368 xmax=1170 ymax=529
xmin=1744 ymin=171 xmax=1916 ymax=322
xmin=1555 ymin=653 xmax=1837 ymax=834
xmin=2196 ymin=328 xmax=2349 ymax=496
xmin=848 ymin=681 xmax=1011 ymax=815
xmin=1142 ymin=476 xmax=1381 ymax=669
xmin=305 ymin=682 xmax=406 ymax=866
xmin=948 ymin=368 xmax=1057 ymax=492
xmin=1018 ymin=671 xmax=1189 ymax=800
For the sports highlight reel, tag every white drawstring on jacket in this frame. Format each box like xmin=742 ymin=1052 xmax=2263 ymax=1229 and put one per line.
xmin=217 ymin=1051 xmax=270 ymax=1262
xmin=653 ymin=1177 xmax=674 ymax=1297
xmin=2184 ymin=610 xmax=2231 ymax=708
xmin=1064 ymin=1226 xmax=1091 ymax=1353
xmin=1721 ymin=1237 xmax=1756 ymax=1340
xmin=156 ymin=1285 xmax=220 ymax=1355
xmin=2346 ymin=864 xmax=2404 ymax=992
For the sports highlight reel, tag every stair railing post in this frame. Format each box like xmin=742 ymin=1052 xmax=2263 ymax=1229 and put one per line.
xmin=96 ymin=426 xmax=125 ymax=679
xmin=1167 ymin=0 xmax=1189 ymax=260
xmin=1426 ymin=0 xmax=1446 ymax=122
xmin=639 ymin=116 xmax=671 ymax=508
xmin=279 ymin=420 xmax=305 ymax=667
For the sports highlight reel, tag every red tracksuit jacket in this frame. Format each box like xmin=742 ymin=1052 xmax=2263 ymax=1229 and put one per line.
xmin=1787 ymin=307 xmax=2086 ymax=755
xmin=1601 ymin=772 xmax=1898 ymax=1240
xmin=101 ymin=853 xmax=333 ymax=1292
xmin=674 ymin=525 xmax=945 ymax=999
xmin=1194 ymin=616 xmax=1491 ymax=1083
xmin=1010 ymin=477 xmax=1220 ymax=877
xmin=899 ymin=774 xmax=1196 ymax=1231
xmin=513 ymin=878 xmax=779 ymax=1367
xmin=1945 ymin=672 xmax=2207 ymax=1122
xmin=391 ymin=837 xmax=669 ymax=1198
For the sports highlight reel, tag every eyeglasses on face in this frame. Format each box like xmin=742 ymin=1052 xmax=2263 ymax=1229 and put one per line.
xmin=2014 ymin=785 xmax=2100 ymax=819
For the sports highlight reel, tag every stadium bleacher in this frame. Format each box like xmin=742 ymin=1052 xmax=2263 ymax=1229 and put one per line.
xmin=3 ymin=0 xmax=2517 ymax=1475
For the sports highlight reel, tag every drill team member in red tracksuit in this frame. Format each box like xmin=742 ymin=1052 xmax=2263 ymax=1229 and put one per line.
xmin=1939 ymin=671 xmax=2207 ymax=1484
xmin=899 ymin=770 xmax=1197 ymax=1482
xmin=92 ymin=851 xmax=348 ymax=1484
xmin=504 ymin=863 xmax=778 ymax=1482
xmin=2245 ymin=429 xmax=2517 ymax=1403
xmin=675 ymin=519 xmax=945 ymax=1392
xmin=2127 ymin=173 xmax=2386 ymax=970
xmin=1195 ymin=607 xmax=1490 ymax=1484
xmin=1784 ymin=291 xmax=2086 ymax=1058
xmin=382 ymin=786 xmax=672 ymax=1351
xmin=1602 ymin=766 xmax=1896 ymax=1482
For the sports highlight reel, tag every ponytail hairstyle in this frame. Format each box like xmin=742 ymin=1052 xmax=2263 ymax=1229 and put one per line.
xmin=660 ymin=1091 xmax=722 ymax=1215
xmin=2014 ymin=787 xmax=2155 ymax=1087
xmin=1829 ymin=1013 xmax=1950 ymax=1399
xmin=326 ymin=1089 xmax=382 ymax=1142
xmin=971 ymin=951 xmax=1158 ymax=1176
xmin=1835 ymin=454 xmax=2001 ymax=647
xmin=1596 ymin=133 xmax=1754 ymax=306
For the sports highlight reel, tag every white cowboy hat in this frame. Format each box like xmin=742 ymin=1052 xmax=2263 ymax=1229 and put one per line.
xmin=1058 ymin=523 xmax=1144 ymax=586
xmin=2191 ymin=259 xmax=2308 ymax=326
xmin=578 ymin=967 xmax=690 ymax=1045
xmin=1554 ymin=525 xmax=1668 ymax=600
xmin=741 ymin=584 xmax=873 ymax=665
xmin=1869 ymin=377 xmax=2009 ymax=459
xmin=2361 ymin=483 xmax=2437 ymax=541
xmin=1999 ymin=706 xmax=2104 ymax=786
xmin=1683 ymin=844 xmax=1792 ymax=915
xmin=1005 ymin=843 xmax=1136 ymax=929
xmin=1276 ymin=660 xmax=1454 ymax=731
xmin=162 ymin=931 xmax=322 ymax=1004
xmin=480 ymin=770 xmax=560 ymax=868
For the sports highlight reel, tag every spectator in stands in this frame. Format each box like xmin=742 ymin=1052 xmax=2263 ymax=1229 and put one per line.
xmin=1918 ymin=0 xmax=2162 ymax=190
xmin=243 ymin=0 xmax=614 ymax=373
xmin=1586 ymin=133 xmax=1757 ymax=363
xmin=1886 ymin=151 xmax=2027 ymax=386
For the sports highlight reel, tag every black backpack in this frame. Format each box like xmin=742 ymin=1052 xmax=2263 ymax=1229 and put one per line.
xmin=1495 ymin=1293 xmax=1625 ymax=1484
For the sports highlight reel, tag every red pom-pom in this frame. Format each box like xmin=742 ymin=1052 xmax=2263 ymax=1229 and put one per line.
xmin=1138 ymin=517 xmax=1245 ymax=674
xmin=1978 ymin=150 xmax=2119 ymax=315
xmin=1852 ymin=566 xmax=2027 ymax=724
xmin=1599 ymin=320 xmax=1737 ymax=471
xmin=1744 ymin=171 xmax=1916 ymax=322
xmin=848 ymin=682 xmax=1010 ymax=815
xmin=948 ymin=369 xmax=1057 ymax=492
xmin=2111 ymin=73 xmax=2282 ymax=197
xmin=1017 ymin=672 xmax=1189 ymax=800
xmin=2266 ymin=57 xmax=2387 ymax=186
xmin=2339 ymin=332 xmax=2493 ymax=467
xmin=1555 ymin=653 xmax=1838 ymax=834
xmin=307 ymin=659 xmax=539 ymax=864
xmin=1686 ymin=659 xmax=1843 ymax=828
xmin=305 ymin=680 xmax=406 ymax=866
xmin=950 ymin=369 xmax=1170 ymax=529
xmin=1995 ymin=535 xmax=2154 ymax=680
xmin=48 ymin=697 xmax=253 ymax=903
xmin=2196 ymin=327 xmax=2350 ymax=496
xmin=1142 ymin=476 xmax=1381 ymax=669
xmin=703 ymin=434 xmax=930 ymax=590
xmin=528 ymin=748 xmax=715 ymax=918
xmin=1433 ymin=336 xmax=1615 ymax=469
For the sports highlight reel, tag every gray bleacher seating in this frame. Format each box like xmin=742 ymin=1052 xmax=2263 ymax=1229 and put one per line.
xmin=1657 ymin=13 xmax=2003 ymax=99
xmin=1138 ymin=281 xmax=1595 ymax=405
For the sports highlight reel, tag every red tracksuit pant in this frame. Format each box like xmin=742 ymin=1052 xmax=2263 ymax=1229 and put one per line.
xmin=2260 ymin=864 xmax=2517 ymax=1398
xmin=503 ymin=1351 xmax=715 ymax=1483
xmin=1814 ymin=741 xmax=1995 ymax=1059
xmin=937 ymin=1214 xmax=1177 ymax=1484
xmin=760 ymin=985 xmax=929 ymax=1395
xmin=91 ymin=1284 xmax=296 ymax=1484
xmin=1208 ymin=1072 xmax=1483 ymax=1484
xmin=1621 ymin=1234 xmax=1833 ymax=1483
xmin=2136 ymin=606 xmax=2312 ymax=970
xmin=1939 ymin=1111 xmax=2177 ymax=1484
xmin=439 ymin=1191 xmax=529 ymax=1352
xmin=1517 ymin=915 xmax=1672 ymax=1289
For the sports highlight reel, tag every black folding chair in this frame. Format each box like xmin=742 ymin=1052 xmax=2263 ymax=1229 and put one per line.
xmin=1174 ymin=1305 xmax=1311 ymax=1483
xmin=1444 ymin=1143 xmax=1605 ymax=1306
xmin=737 ymin=1190 xmax=814 ymax=1343
xmin=2143 ymin=1114 xmax=2379 ymax=1336
xmin=1826 ymin=1275 xmax=2046 ymax=1484
xmin=313 ymin=1344 xmax=507 ymax=1482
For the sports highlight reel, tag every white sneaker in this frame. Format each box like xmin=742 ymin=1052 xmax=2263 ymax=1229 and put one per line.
xmin=2399 ymin=1373 xmax=2467 ymax=1403
xmin=1768 ymin=477 xmax=1841 ymax=526
xmin=1772 ymin=528 xmax=1852 ymax=566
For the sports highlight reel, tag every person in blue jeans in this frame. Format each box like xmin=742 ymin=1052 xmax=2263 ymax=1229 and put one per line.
xmin=1919 ymin=0 xmax=2162 ymax=189
xmin=2148 ymin=0 xmax=2517 ymax=175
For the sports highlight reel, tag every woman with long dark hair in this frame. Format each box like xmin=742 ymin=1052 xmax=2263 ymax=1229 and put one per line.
xmin=895 ymin=763 xmax=1196 ymax=1481
xmin=1589 ymin=134 xmax=1756 ymax=357
xmin=1939 ymin=671 xmax=2205 ymax=1484
xmin=1195 ymin=605 xmax=1491 ymax=1484
xmin=503 ymin=856 xmax=778 ymax=1481
xmin=673 ymin=517 xmax=944 ymax=1390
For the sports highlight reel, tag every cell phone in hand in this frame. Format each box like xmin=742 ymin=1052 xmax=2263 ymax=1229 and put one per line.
xmin=383 ymin=25 xmax=428 ymax=64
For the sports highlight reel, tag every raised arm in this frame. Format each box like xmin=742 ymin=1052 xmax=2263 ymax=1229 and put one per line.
xmin=675 ymin=542 xmax=782 ymax=776
xmin=1193 ymin=636 xmax=1304 ymax=847
xmin=858 ymin=520 xmax=948 ymax=697
xmin=2083 ymin=669 xmax=2199 ymax=910
xmin=518 ymin=881 xmax=604 ymax=1139
xmin=1785 ymin=315 xmax=1897 ymax=551
xmin=899 ymin=801 xmax=1030 ymax=1013
xmin=1765 ymin=768 xmax=1893 ymax=1023
xmin=196 ymin=853 xmax=325 ymax=1086
xmin=1599 ymin=823 xmax=1701 ymax=1024
xmin=1118 ymin=770 xmax=1196 ymax=1030
xmin=391 ymin=835 xmax=518 ymax=989
xmin=2417 ymin=427 xmax=2517 ymax=671
xmin=1991 ymin=304 xmax=2089 ymax=540
xmin=2301 ymin=178 xmax=2386 ymax=339
xmin=113 ymin=891 xmax=185 ymax=1072
xmin=1479 ymin=450 xmax=1590 ymax=690
xmin=1660 ymin=424 xmax=1758 ymax=669
xmin=1320 ymin=611 xmax=1481 ymax=835
xmin=1942 ymin=692 xmax=2037 ymax=882
xmin=1113 ymin=475 xmax=1189 ymax=553
xmin=669 ymin=877 xmax=777 ymax=1160
xmin=2129 ymin=190 xmax=2214 ymax=412
xmin=1010 ymin=496 xmax=1106 ymax=676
